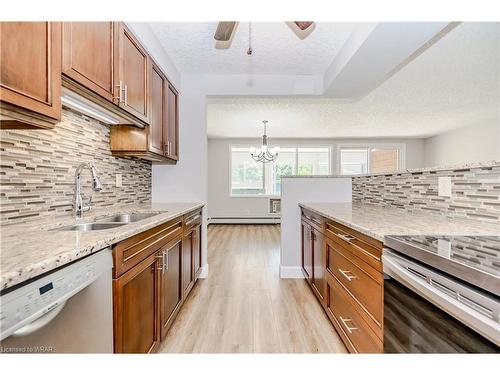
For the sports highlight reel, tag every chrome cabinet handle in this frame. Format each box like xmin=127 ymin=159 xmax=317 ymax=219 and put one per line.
xmin=114 ymin=81 xmax=124 ymax=103
xmin=169 ymin=141 xmax=173 ymax=156
xmin=339 ymin=316 xmax=358 ymax=334
xmin=124 ymin=84 xmax=128 ymax=106
xmin=164 ymin=142 xmax=169 ymax=155
xmin=338 ymin=268 xmax=358 ymax=282
xmin=336 ymin=233 xmax=356 ymax=242
xmin=164 ymin=250 xmax=168 ymax=271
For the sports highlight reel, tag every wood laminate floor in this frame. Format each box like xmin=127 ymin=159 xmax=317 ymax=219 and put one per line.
xmin=159 ymin=224 xmax=347 ymax=353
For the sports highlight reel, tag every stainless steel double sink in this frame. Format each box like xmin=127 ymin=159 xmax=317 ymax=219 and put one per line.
xmin=51 ymin=212 xmax=162 ymax=232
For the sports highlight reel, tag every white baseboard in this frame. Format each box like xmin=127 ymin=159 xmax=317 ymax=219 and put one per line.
xmin=279 ymin=266 xmax=304 ymax=279
xmin=209 ymin=217 xmax=280 ymax=224
xmin=198 ymin=264 xmax=209 ymax=279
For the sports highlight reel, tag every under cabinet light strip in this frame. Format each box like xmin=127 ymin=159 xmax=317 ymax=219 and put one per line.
xmin=61 ymin=94 xmax=120 ymax=125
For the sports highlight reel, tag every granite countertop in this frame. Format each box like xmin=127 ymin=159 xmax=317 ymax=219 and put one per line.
xmin=284 ymin=160 xmax=500 ymax=179
xmin=299 ymin=202 xmax=500 ymax=242
xmin=0 ymin=202 xmax=204 ymax=291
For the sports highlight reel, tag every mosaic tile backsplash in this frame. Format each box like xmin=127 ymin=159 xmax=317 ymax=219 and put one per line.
xmin=0 ymin=109 xmax=152 ymax=226
xmin=352 ymin=163 xmax=500 ymax=222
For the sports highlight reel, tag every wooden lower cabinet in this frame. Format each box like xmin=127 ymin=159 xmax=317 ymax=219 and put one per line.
xmin=112 ymin=208 xmax=203 ymax=353
xmin=182 ymin=228 xmax=195 ymax=298
xmin=113 ymin=250 xmax=160 ymax=354
xmin=311 ymin=228 xmax=326 ymax=305
xmin=301 ymin=220 xmax=313 ymax=282
xmin=193 ymin=224 xmax=202 ymax=279
xmin=301 ymin=208 xmax=384 ymax=353
xmin=160 ymin=237 xmax=183 ymax=340
xmin=326 ymin=273 xmax=383 ymax=353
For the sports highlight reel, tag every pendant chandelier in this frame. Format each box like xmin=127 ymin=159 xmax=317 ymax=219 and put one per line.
xmin=250 ymin=120 xmax=280 ymax=163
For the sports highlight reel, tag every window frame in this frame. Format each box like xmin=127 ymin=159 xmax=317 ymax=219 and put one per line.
xmin=336 ymin=143 xmax=406 ymax=175
xmin=229 ymin=144 xmax=333 ymax=198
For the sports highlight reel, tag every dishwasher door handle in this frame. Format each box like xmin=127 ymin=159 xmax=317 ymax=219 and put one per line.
xmin=11 ymin=302 xmax=66 ymax=337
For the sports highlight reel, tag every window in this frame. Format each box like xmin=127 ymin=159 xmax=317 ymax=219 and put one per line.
xmin=339 ymin=145 xmax=403 ymax=175
xmin=231 ymin=147 xmax=264 ymax=195
xmin=298 ymin=147 xmax=330 ymax=175
xmin=230 ymin=146 xmax=331 ymax=196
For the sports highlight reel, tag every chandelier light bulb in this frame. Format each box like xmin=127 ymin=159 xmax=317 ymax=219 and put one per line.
xmin=249 ymin=120 xmax=279 ymax=163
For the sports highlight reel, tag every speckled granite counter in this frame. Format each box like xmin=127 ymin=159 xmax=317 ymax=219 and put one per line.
xmin=299 ymin=202 xmax=499 ymax=242
xmin=0 ymin=202 xmax=204 ymax=291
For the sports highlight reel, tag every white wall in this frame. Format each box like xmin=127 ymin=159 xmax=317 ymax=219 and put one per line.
xmin=424 ymin=122 xmax=500 ymax=167
xmin=208 ymin=137 xmax=425 ymax=221
xmin=280 ymin=177 xmax=352 ymax=278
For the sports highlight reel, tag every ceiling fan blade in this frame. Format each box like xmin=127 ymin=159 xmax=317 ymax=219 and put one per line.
xmin=214 ymin=21 xmax=237 ymax=41
xmin=286 ymin=21 xmax=316 ymax=40
xmin=294 ymin=21 xmax=314 ymax=31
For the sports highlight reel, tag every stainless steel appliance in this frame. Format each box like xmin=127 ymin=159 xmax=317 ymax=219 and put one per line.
xmin=0 ymin=249 xmax=113 ymax=353
xmin=383 ymin=235 xmax=500 ymax=353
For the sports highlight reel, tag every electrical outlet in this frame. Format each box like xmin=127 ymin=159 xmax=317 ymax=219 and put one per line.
xmin=438 ymin=176 xmax=452 ymax=197
xmin=115 ymin=174 xmax=122 ymax=187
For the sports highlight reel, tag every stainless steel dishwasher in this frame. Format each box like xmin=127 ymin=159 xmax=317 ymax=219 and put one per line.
xmin=0 ymin=248 xmax=113 ymax=353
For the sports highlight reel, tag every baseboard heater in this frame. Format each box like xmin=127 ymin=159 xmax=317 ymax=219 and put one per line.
xmin=208 ymin=217 xmax=281 ymax=224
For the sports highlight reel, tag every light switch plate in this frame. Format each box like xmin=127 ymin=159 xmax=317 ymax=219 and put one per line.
xmin=115 ymin=174 xmax=122 ymax=187
xmin=438 ymin=176 xmax=452 ymax=197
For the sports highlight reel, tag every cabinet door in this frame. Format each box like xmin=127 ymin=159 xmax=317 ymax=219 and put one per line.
xmin=117 ymin=23 xmax=149 ymax=123
xmin=160 ymin=238 xmax=182 ymax=339
xmin=193 ymin=224 xmax=202 ymax=279
xmin=301 ymin=220 xmax=313 ymax=282
xmin=165 ymin=84 xmax=179 ymax=160
xmin=312 ymin=228 xmax=326 ymax=304
xmin=0 ymin=22 xmax=61 ymax=121
xmin=149 ymin=62 xmax=167 ymax=156
xmin=62 ymin=22 xmax=116 ymax=102
xmin=182 ymin=229 xmax=195 ymax=298
xmin=113 ymin=251 xmax=160 ymax=353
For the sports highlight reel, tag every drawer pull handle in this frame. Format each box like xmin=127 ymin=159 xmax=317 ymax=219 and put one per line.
xmin=339 ymin=316 xmax=358 ymax=334
xmin=337 ymin=233 xmax=356 ymax=242
xmin=338 ymin=268 xmax=358 ymax=282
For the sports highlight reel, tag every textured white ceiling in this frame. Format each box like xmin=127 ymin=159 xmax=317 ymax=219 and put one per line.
xmin=149 ymin=22 xmax=356 ymax=74
xmin=207 ymin=23 xmax=500 ymax=138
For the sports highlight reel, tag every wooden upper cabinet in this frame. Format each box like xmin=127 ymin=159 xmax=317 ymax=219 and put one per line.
xmin=117 ymin=23 xmax=150 ymax=123
xmin=62 ymin=22 xmax=116 ymax=102
xmin=149 ymin=62 xmax=167 ymax=156
xmin=0 ymin=22 xmax=61 ymax=128
xmin=166 ymin=84 xmax=179 ymax=160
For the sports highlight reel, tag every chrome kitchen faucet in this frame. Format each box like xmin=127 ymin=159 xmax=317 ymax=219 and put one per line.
xmin=73 ymin=162 xmax=103 ymax=218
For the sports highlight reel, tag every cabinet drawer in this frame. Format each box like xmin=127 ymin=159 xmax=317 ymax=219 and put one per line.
xmin=113 ymin=218 xmax=183 ymax=278
xmin=327 ymin=273 xmax=382 ymax=353
xmin=327 ymin=238 xmax=383 ymax=332
xmin=184 ymin=209 xmax=202 ymax=231
xmin=301 ymin=208 xmax=325 ymax=231
xmin=326 ymin=221 xmax=382 ymax=272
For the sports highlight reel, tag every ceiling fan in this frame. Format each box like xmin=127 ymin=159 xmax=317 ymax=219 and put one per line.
xmin=214 ymin=21 xmax=316 ymax=51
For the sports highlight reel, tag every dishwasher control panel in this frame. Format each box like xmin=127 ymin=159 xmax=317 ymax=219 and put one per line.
xmin=0 ymin=248 xmax=112 ymax=341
